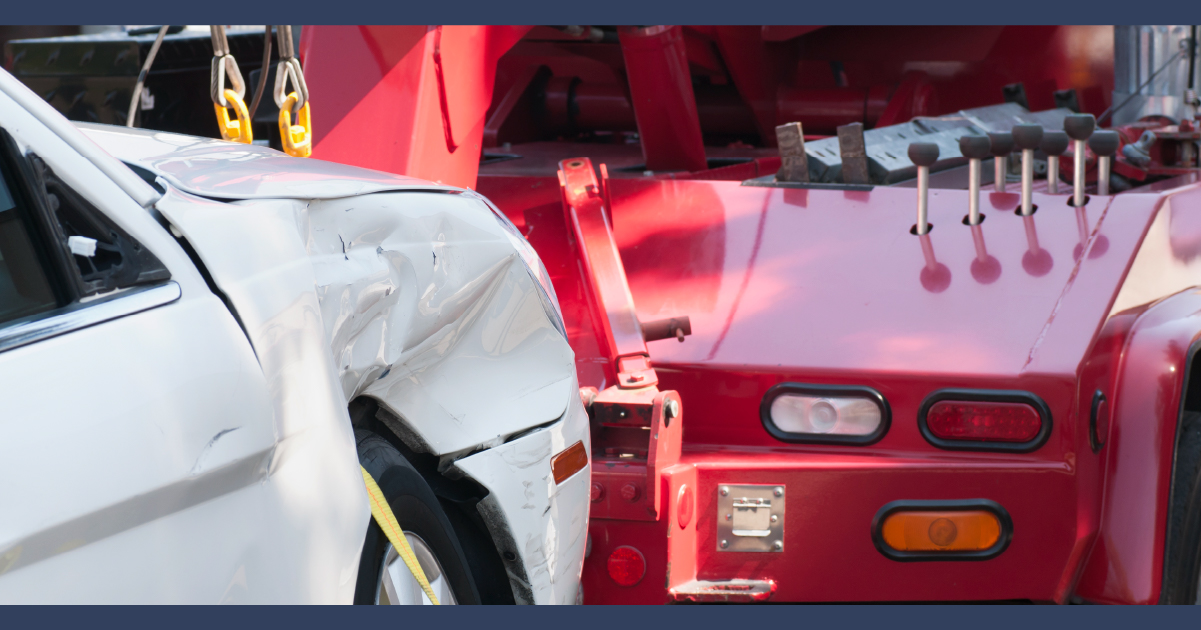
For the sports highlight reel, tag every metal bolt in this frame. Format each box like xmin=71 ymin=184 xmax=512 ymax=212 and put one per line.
xmin=590 ymin=482 xmax=605 ymax=503
xmin=725 ymin=513 xmax=732 ymax=521
xmin=720 ymin=539 xmax=729 ymax=549
xmin=620 ymin=483 xmax=640 ymax=502
xmin=665 ymin=399 xmax=680 ymax=420
xmin=773 ymin=541 xmax=783 ymax=551
xmin=720 ymin=486 xmax=729 ymax=496
xmin=770 ymin=514 xmax=778 ymax=523
xmin=773 ymin=487 xmax=784 ymax=497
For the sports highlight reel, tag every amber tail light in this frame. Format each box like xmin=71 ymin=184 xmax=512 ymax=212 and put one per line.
xmin=872 ymin=500 xmax=1012 ymax=561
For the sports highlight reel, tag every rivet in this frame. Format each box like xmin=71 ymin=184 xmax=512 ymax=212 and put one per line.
xmin=720 ymin=539 xmax=729 ymax=549
xmin=773 ymin=541 xmax=783 ymax=551
xmin=725 ymin=513 xmax=732 ymax=521
xmin=770 ymin=514 xmax=778 ymax=523
xmin=773 ymin=487 xmax=784 ymax=497
xmin=719 ymin=486 xmax=729 ymax=496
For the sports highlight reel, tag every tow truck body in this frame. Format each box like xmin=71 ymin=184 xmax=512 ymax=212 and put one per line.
xmin=292 ymin=24 xmax=1201 ymax=604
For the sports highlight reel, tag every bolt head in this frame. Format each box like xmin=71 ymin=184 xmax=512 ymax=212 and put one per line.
xmin=773 ymin=541 xmax=783 ymax=551
xmin=720 ymin=539 xmax=729 ymax=549
xmin=620 ymin=483 xmax=641 ymax=502
xmin=665 ymin=399 xmax=680 ymax=419
xmin=770 ymin=514 xmax=778 ymax=523
xmin=590 ymin=483 xmax=604 ymax=503
xmin=725 ymin=513 xmax=732 ymax=521
xmin=773 ymin=486 xmax=784 ymax=497
xmin=719 ymin=486 xmax=729 ymax=496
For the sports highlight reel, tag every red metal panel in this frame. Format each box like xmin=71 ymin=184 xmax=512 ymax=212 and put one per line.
xmin=618 ymin=26 xmax=708 ymax=172
xmin=303 ymin=25 xmax=528 ymax=189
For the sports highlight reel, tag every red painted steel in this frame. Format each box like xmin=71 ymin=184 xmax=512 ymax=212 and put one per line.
xmin=617 ymin=26 xmax=708 ymax=172
xmin=301 ymin=24 xmax=1201 ymax=604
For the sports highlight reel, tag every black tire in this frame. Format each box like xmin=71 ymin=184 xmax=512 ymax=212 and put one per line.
xmin=353 ymin=430 xmax=482 ymax=605
xmin=1162 ymin=411 xmax=1201 ymax=603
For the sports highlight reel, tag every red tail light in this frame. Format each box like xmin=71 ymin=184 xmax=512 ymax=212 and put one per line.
xmin=607 ymin=546 xmax=646 ymax=586
xmin=919 ymin=390 xmax=1051 ymax=452
xmin=926 ymin=401 xmax=1041 ymax=442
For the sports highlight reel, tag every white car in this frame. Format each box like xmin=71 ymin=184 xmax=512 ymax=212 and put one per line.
xmin=0 ymin=67 xmax=589 ymax=604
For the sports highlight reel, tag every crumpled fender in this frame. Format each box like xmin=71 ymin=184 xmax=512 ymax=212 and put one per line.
xmin=157 ymin=186 xmax=576 ymax=458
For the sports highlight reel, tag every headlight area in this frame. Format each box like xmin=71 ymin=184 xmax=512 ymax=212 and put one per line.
xmin=468 ymin=191 xmax=567 ymax=338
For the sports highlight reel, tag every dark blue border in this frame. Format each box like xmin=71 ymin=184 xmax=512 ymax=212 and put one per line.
xmin=4 ymin=602 xmax=1201 ymax=628
xmin=0 ymin=0 xmax=1188 ymax=29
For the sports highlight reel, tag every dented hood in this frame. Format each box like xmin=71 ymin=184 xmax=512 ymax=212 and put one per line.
xmin=75 ymin=122 xmax=459 ymax=200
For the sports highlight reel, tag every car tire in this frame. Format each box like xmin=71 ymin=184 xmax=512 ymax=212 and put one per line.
xmin=1162 ymin=410 xmax=1201 ymax=603
xmin=353 ymin=430 xmax=483 ymax=605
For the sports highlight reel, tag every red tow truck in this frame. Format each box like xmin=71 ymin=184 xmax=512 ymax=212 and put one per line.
xmin=298 ymin=24 xmax=1201 ymax=604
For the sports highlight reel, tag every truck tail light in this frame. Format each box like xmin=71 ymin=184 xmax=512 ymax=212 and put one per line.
xmin=760 ymin=383 xmax=890 ymax=445
xmin=918 ymin=389 xmax=1052 ymax=452
xmin=872 ymin=500 xmax=1012 ymax=561
xmin=607 ymin=546 xmax=645 ymax=586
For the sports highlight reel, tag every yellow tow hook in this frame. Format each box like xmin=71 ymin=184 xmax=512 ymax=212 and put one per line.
xmin=360 ymin=465 xmax=440 ymax=604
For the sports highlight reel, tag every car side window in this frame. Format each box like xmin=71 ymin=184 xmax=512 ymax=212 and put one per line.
xmin=0 ymin=126 xmax=170 ymax=331
xmin=0 ymin=160 xmax=62 ymax=326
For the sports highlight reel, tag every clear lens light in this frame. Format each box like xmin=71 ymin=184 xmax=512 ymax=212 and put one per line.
xmin=770 ymin=395 xmax=882 ymax=436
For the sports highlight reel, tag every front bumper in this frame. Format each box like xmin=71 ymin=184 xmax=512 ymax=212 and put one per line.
xmin=454 ymin=390 xmax=591 ymax=604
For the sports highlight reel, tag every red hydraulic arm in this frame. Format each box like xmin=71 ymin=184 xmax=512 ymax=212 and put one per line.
xmin=558 ymin=157 xmax=687 ymax=522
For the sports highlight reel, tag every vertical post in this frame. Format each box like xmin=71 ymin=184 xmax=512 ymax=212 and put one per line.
xmin=988 ymin=132 xmax=1013 ymax=193
xmin=775 ymin=122 xmax=810 ymax=183
xmin=959 ymin=135 xmax=991 ymax=225
xmin=1089 ymin=130 xmax=1120 ymax=196
xmin=1064 ymin=114 xmax=1096 ymax=206
xmin=1012 ymin=124 xmax=1043 ymax=216
xmin=618 ymin=26 xmax=708 ymax=172
xmin=1041 ymin=131 xmax=1069 ymax=195
xmin=909 ymin=143 xmax=939 ymax=235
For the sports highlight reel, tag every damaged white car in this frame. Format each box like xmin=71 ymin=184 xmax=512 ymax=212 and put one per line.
xmin=0 ymin=68 xmax=589 ymax=604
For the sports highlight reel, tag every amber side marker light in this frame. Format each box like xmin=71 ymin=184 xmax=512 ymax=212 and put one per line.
xmin=552 ymin=441 xmax=589 ymax=485
xmin=872 ymin=500 xmax=1012 ymax=561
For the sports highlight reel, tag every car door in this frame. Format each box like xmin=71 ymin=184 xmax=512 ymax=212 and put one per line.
xmin=0 ymin=110 xmax=298 ymax=600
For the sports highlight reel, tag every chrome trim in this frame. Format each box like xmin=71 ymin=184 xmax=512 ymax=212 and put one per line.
xmin=0 ymin=281 xmax=181 ymax=354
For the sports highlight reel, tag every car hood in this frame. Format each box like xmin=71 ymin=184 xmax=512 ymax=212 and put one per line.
xmin=75 ymin=122 xmax=460 ymax=200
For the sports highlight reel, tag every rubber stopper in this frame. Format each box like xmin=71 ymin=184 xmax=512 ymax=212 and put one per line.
xmin=1040 ymin=130 xmax=1069 ymax=156
xmin=1011 ymin=124 xmax=1044 ymax=150
xmin=1063 ymin=114 xmax=1096 ymax=141
xmin=908 ymin=142 xmax=940 ymax=167
xmin=1088 ymin=130 xmax=1120 ymax=157
xmin=988 ymin=132 xmax=1013 ymax=156
xmin=959 ymin=134 xmax=992 ymax=160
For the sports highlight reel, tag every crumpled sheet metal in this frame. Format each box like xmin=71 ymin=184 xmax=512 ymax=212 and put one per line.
xmin=455 ymin=391 xmax=591 ymax=605
xmin=161 ymin=186 xmax=575 ymax=457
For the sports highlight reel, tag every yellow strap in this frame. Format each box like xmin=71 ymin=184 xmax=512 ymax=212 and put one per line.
xmin=360 ymin=465 xmax=440 ymax=605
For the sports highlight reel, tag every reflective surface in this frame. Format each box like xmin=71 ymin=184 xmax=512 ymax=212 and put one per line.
xmin=376 ymin=536 xmax=457 ymax=606
xmin=76 ymin=123 xmax=459 ymax=200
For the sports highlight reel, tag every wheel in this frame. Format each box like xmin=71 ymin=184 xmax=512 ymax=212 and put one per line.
xmin=1162 ymin=411 xmax=1201 ymax=603
xmin=353 ymin=430 xmax=482 ymax=605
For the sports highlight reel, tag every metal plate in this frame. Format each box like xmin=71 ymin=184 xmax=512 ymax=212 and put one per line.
xmin=716 ymin=484 xmax=784 ymax=552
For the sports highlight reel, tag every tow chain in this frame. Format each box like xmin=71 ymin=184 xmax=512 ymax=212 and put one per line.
xmin=273 ymin=25 xmax=313 ymax=157
xmin=209 ymin=25 xmax=252 ymax=144
xmin=208 ymin=25 xmax=313 ymax=156
xmin=360 ymin=466 xmax=440 ymax=605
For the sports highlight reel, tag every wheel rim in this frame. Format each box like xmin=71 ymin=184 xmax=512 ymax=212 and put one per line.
xmin=375 ymin=533 xmax=457 ymax=605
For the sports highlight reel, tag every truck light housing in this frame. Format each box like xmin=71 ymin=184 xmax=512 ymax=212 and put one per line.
xmin=607 ymin=546 xmax=645 ymax=586
xmin=872 ymin=499 xmax=1012 ymax=561
xmin=760 ymin=383 xmax=890 ymax=445
xmin=918 ymin=389 xmax=1052 ymax=452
